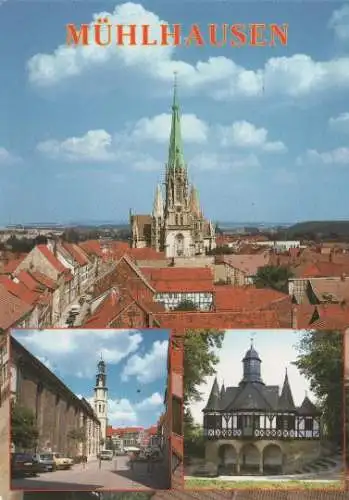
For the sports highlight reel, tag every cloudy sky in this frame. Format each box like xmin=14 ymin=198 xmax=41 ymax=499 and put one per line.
xmin=189 ymin=329 xmax=319 ymax=425
xmin=12 ymin=328 xmax=169 ymax=428
xmin=1 ymin=2 xmax=349 ymax=224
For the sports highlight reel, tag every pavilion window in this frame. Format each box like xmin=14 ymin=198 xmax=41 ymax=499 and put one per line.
xmin=237 ymin=415 xmax=243 ymax=429
xmin=305 ymin=417 xmax=313 ymax=431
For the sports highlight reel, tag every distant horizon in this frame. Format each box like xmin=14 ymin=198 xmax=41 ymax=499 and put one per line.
xmin=2 ymin=218 xmax=349 ymax=231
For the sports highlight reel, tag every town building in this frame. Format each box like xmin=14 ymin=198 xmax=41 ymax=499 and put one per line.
xmin=10 ymin=336 xmax=100 ymax=459
xmin=130 ymin=79 xmax=216 ymax=258
xmin=93 ymin=356 xmax=108 ymax=449
xmin=203 ymin=341 xmax=322 ymax=475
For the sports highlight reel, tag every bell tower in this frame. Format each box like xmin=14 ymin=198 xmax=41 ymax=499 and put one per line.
xmin=93 ymin=354 xmax=108 ymax=450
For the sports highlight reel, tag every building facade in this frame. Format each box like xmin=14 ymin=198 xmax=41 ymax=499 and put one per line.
xmin=130 ymin=79 xmax=216 ymax=258
xmin=93 ymin=356 xmax=108 ymax=449
xmin=203 ymin=342 xmax=322 ymax=475
xmin=11 ymin=336 xmax=100 ymax=459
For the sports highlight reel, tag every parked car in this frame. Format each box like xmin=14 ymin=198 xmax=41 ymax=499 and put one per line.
xmin=33 ymin=453 xmax=56 ymax=472
xmin=99 ymin=450 xmax=113 ymax=461
xmin=42 ymin=452 xmax=73 ymax=470
xmin=11 ymin=453 xmax=43 ymax=478
xmin=70 ymin=305 xmax=81 ymax=315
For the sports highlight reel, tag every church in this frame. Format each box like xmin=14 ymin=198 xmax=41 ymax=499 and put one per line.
xmin=202 ymin=341 xmax=323 ymax=475
xmin=130 ymin=79 xmax=216 ymax=258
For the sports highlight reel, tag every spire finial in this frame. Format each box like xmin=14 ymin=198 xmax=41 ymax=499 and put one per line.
xmin=173 ymin=71 xmax=178 ymax=108
xmin=285 ymin=366 xmax=288 ymax=375
xmin=250 ymin=332 xmax=256 ymax=348
xmin=100 ymin=352 xmax=103 ymax=361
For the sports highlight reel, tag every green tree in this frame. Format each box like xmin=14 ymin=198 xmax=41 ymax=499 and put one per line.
xmin=183 ymin=329 xmax=225 ymax=406
xmin=184 ymin=408 xmax=205 ymax=459
xmin=174 ymin=300 xmax=198 ymax=311
xmin=293 ymin=330 xmax=343 ymax=446
xmin=68 ymin=427 xmax=86 ymax=455
xmin=254 ymin=264 xmax=294 ymax=293
xmin=11 ymin=404 xmax=39 ymax=450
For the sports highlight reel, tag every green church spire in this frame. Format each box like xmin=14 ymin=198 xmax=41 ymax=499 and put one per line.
xmin=168 ymin=72 xmax=185 ymax=170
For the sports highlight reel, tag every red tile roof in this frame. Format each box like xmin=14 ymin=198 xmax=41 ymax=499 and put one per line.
xmin=62 ymin=242 xmax=90 ymax=266
xmin=79 ymin=240 xmax=104 ymax=257
xmin=2 ymin=256 xmax=26 ymax=274
xmin=30 ymin=271 xmax=57 ymax=290
xmin=141 ymin=267 xmax=214 ymax=293
xmin=16 ymin=270 xmax=43 ymax=292
xmin=301 ymin=262 xmax=349 ymax=278
xmin=0 ymin=276 xmax=40 ymax=306
xmin=0 ymin=284 xmax=33 ymax=330
xmin=218 ymin=253 xmax=270 ymax=275
xmin=37 ymin=245 xmax=67 ymax=274
xmin=214 ymin=286 xmax=289 ymax=311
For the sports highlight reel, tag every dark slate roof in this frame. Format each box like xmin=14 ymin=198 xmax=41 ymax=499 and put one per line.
xmin=278 ymin=371 xmax=296 ymax=410
xmin=203 ymin=376 xmax=220 ymax=410
xmin=298 ymin=395 xmax=320 ymax=415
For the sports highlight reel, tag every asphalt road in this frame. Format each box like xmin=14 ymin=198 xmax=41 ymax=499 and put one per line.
xmin=12 ymin=455 xmax=170 ymax=491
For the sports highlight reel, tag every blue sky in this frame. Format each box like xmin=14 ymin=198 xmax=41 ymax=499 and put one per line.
xmin=189 ymin=329 xmax=320 ymax=424
xmin=12 ymin=328 xmax=169 ymax=428
xmin=1 ymin=1 xmax=349 ymax=225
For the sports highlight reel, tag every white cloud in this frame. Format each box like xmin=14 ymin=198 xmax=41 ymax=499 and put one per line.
xmin=190 ymin=152 xmax=260 ymax=172
xmin=26 ymin=3 xmax=349 ymax=100
xmin=273 ymin=168 xmax=297 ymax=185
xmin=329 ymin=5 xmax=349 ymax=42
xmin=297 ymin=147 xmax=349 ymax=166
xmin=219 ymin=121 xmax=287 ymax=152
xmin=13 ymin=329 xmax=143 ymax=378
xmin=121 ymin=339 xmax=168 ymax=383
xmin=132 ymin=113 xmax=208 ymax=144
xmin=37 ymin=130 xmax=115 ymax=162
xmin=329 ymin=112 xmax=349 ymax=133
xmin=189 ymin=330 xmax=316 ymax=425
xmin=101 ymin=393 xmax=163 ymax=426
xmin=0 ymin=147 xmax=21 ymax=165
xmin=108 ymin=397 xmax=138 ymax=424
xmin=135 ymin=392 xmax=163 ymax=410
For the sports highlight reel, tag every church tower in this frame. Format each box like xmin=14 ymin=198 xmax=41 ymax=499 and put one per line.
xmin=130 ymin=75 xmax=216 ymax=256
xmin=163 ymin=74 xmax=194 ymax=258
xmin=93 ymin=355 xmax=108 ymax=450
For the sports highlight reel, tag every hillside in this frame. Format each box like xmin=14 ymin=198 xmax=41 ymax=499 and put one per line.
xmin=286 ymin=220 xmax=349 ymax=238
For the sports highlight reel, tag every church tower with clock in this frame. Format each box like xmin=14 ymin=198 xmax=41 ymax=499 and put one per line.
xmin=93 ymin=355 xmax=108 ymax=450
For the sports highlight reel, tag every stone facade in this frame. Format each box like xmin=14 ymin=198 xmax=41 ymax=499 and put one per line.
xmin=11 ymin=336 xmax=100 ymax=459
xmin=205 ymin=438 xmax=321 ymax=474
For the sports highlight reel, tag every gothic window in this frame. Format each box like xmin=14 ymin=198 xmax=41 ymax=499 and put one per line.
xmin=99 ymin=404 xmax=102 ymax=413
xmin=175 ymin=215 xmax=179 ymax=225
xmin=175 ymin=233 xmax=184 ymax=257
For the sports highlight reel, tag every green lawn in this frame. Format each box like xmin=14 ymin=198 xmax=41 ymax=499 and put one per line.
xmin=185 ymin=478 xmax=343 ymax=490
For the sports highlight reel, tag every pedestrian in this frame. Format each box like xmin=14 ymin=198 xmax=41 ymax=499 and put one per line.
xmin=83 ymin=455 xmax=87 ymax=469
xmin=98 ymin=454 xmax=102 ymax=470
xmin=129 ymin=452 xmax=135 ymax=471
xmin=147 ymin=453 xmax=153 ymax=474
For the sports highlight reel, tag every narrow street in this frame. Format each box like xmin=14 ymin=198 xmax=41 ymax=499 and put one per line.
xmin=12 ymin=455 xmax=169 ymax=491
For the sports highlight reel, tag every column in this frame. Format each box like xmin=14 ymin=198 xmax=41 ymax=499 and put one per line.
xmin=236 ymin=454 xmax=240 ymax=474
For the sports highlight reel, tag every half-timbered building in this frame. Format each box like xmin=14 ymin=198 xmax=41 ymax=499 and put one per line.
xmin=203 ymin=342 xmax=322 ymax=474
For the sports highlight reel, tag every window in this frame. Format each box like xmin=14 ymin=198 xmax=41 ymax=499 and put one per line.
xmin=305 ymin=417 xmax=313 ymax=431
xmin=172 ymin=396 xmax=183 ymax=436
